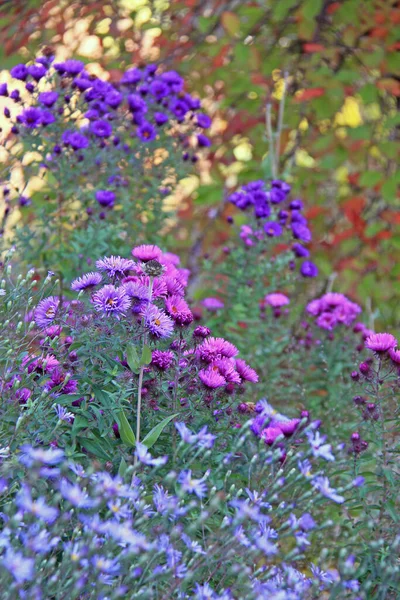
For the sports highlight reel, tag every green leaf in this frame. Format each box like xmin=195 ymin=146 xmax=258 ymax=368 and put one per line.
xmin=118 ymin=456 xmax=128 ymax=477
xmin=78 ymin=437 xmax=111 ymax=461
xmin=359 ymin=171 xmax=382 ymax=187
xmin=117 ymin=409 xmax=136 ymax=447
xmin=140 ymin=345 xmax=152 ymax=366
xmin=126 ymin=345 xmax=140 ymax=372
xmin=272 ymin=0 xmax=298 ymax=21
xmin=142 ymin=413 xmax=179 ymax=449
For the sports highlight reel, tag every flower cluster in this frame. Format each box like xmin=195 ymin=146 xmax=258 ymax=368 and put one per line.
xmin=306 ymin=292 xmax=362 ymax=331
xmin=1 ymin=55 xmax=211 ymax=218
xmin=228 ymin=179 xmax=318 ymax=278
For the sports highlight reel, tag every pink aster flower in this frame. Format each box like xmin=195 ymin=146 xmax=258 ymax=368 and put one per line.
xmin=235 ymin=358 xmax=259 ymax=383
xmin=151 ymin=350 xmax=175 ymax=370
xmin=264 ymin=293 xmax=290 ymax=308
xmin=365 ymin=333 xmax=398 ymax=353
xmin=306 ymin=299 xmax=321 ymax=316
xmin=143 ymin=304 xmax=174 ymax=338
xmin=132 ymin=244 xmax=162 ymax=262
xmin=198 ymin=368 xmax=226 ymax=389
xmin=388 ymin=347 xmax=400 ymax=364
xmin=25 ymin=354 xmax=59 ymax=374
xmin=165 ymin=277 xmax=185 ymax=297
xmin=165 ymin=295 xmax=193 ymax=326
xmin=213 ymin=359 xmax=241 ymax=384
xmin=316 ymin=312 xmax=337 ymax=331
xmin=162 ymin=252 xmax=180 ymax=266
xmin=197 ymin=337 xmax=239 ymax=363
xmin=201 ymin=297 xmax=224 ymax=311
xmin=261 ymin=427 xmax=284 ymax=445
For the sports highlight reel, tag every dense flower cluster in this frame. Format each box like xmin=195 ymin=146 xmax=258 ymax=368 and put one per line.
xmin=1 ymin=55 xmax=211 ymax=217
xmin=0 ymin=426 xmax=360 ymax=599
xmin=228 ymin=179 xmax=318 ymax=278
xmin=306 ymin=292 xmax=362 ymax=331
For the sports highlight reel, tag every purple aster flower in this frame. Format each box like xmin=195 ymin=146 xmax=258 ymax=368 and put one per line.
xmin=135 ymin=443 xmax=168 ymax=467
xmin=46 ymin=370 xmax=78 ymax=396
xmin=73 ymin=76 xmax=92 ymax=91
xmin=90 ymin=119 xmax=112 ymax=138
xmin=132 ymin=244 xmax=162 ymax=262
xmin=19 ymin=445 xmax=64 ymax=466
xmin=196 ymin=113 xmax=212 ymax=128
xmin=306 ymin=431 xmax=335 ymax=461
xmin=18 ymin=107 xmax=44 ymax=128
xmin=149 ymin=79 xmax=169 ymax=99
xmin=122 ymin=281 xmax=150 ymax=313
xmin=121 ymin=68 xmax=142 ymax=85
xmin=16 ymin=485 xmax=58 ymax=523
xmin=214 ymin=358 xmax=241 ymax=384
xmin=143 ymin=304 xmax=174 ymax=338
xmin=175 ymin=423 xmax=198 ymax=444
xmin=201 ymin=297 xmax=224 ymax=311
xmin=71 ymin=271 xmax=102 ymax=291
xmin=0 ymin=83 xmax=8 ymax=96
xmin=19 ymin=195 xmax=31 ymax=207
xmin=389 ymin=347 xmax=400 ymax=363
xmin=106 ymin=90 xmax=123 ymax=108
xmin=264 ymin=221 xmax=282 ymax=237
xmin=54 ymin=404 xmax=75 ymax=422
xmin=16 ymin=387 xmax=32 ymax=405
xmin=235 ymin=358 xmax=259 ymax=382
xmin=161 ymin=70 xmax=184 ymax=93
xmin=95 ymin=190 xmax=116 ymax=207
xmin=300 ymin=261 xmax=318 ymax=278
xmin=1 ymin=549 xmax=34 ymax=583
xmin=154 ymin=112 xmax=168 ymax=125
xmin=290 ymin=199 xmax=304 ymax=210
xmin=26 ymin=353 xmax=59 ymax=374
xmin=312 ymin=476 xmax=344 ymax=504
xmin=28 ymin=63 xmax=47 ymax=81
xmin=193 ymin=326 xmax=211 ymax=338
xmin=64 ymin=131 xmax=89 ymax=150
xmin=151 ymin=350 xmax=175 ymax=370
xmin=41 ymin=110 xmax=56 ymax=126
xmin=60 ymin=479 xmax=93 ymax=507
xmin=137 ymin=121 xmax=157 ymax=142
xmin=34 ymin=296 xmax=60 ymax=328
xmin=54 ymin=59 xmax=85 ymax=75
xmin=96 ymin=255 xmax=136 ymax=278
xmin=127 ymin=93 xmax=147 ymax=112
xmin=197 ymin=133 xmax=211 ymax=147
xmin=292 ymin=222 xmax=312 ymax=242
xmin=92 ymin=284 xmax=131 ymax=318
xmin=292 ymin=243 xmax=310 ymax=258
xmin=10 ymin=64 xmax=29 ymax=80
xmin=178 ymin=469 xmax=208 ymax=498
xmin=365 ymin=332 xmax=397 ymax=352
xmin=198 ymin=367 xmax=226 ymax=389
xmin=38 ymin=91 xmax=59 ymax=107
xmin=10 ymin=89 xmax=20 ymax=101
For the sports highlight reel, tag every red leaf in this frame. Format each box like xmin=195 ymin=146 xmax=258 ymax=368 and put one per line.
xmin=303 ymin=43 xmax=325 ymax=53
xmin=294 ymin=87 xmax=325 ymax=102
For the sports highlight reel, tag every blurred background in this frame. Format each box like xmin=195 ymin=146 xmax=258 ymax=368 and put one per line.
xmin=0 ymin=0 xmax=399 ymax=328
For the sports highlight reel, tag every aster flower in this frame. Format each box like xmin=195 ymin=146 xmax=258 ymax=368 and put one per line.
xmin=54 ymin=59 xmax=84 ymax=75
xmin=300 ymin=261 xmax=318 ymax=278
xmin=264 ymin=221 xmax=282 ymax=237
xmin=201 ymin=297 xmax=224 ymax=311
xmin=151 ymin=350 xmax=175 ymax=370
xmin=365 ymin=332 xmax=397 ymax=353
xmin=198 ymin=367 xmax=226 ymax=389
xmin=306 ymin=431 xmax=335 ymax=461
xmin=26 ymin=353 xmax=59 ymax=374
xmin=46 ymin=370 xmax=78 ymax=396
xmin=71 ymin=271 xmax=102 ymax=292
xmin=193 ymin=326 xmax=211 ymax=338
xmin=54 ymin=404 xmax=74 ymax=423
xmin=10 ymin=63 xmax=29 ymax=80
xmin=1 ymin=549 xmax=34 ymax=583
xmin=165 ymin=295 xmax=193 ymax=326
xmin=265 ymin=293 xmax=290 ymax=308
xmin=38 ymin=91 xmax=58 ymax=107
xmin=95 ymin=190 xmax=115 ymax=207
xmin=96 ymin=255 xmax=136 ymax=278
xmin=196 ymin=113 xmax=212 ymax=128
xmin=135 ymin=443 xmax=168 ymax=466
xmin=197 ymin=133 xmax=211 ymax=147
xmin=197 ymin=337 xmax=239 ymax=362
xmin=261 ymin=427 xmax=284 ymax=445
xmin=34 ymin=296 xmax=60 ymax=328
xmin=92 ymin=284 xmax=131 ymax=318
xmin=143 ymin=304 xmax=174 ymax=338
xmin=178 ymin=469 xmax=209 ymax=498
xmin=122 ymin=281 xmax=150 ymax=312
xmin=18 ymin=107 xmax=44 ymax=128
xmin=292 ymin=223 xmax=312 ymax=242
xmin=19 ymin=445 xmax=64 ymax=466
xmin=137 ymin=121 xmax=157 ymax=142
xmin=213 ymin=359 xmax=241 ymax=384
xmin=312 ymin=476 xmax=344 ymax=504
xmin=388 ymin=347 xmax=400 ymax=363
xmin=65 ymin=131 xmax=89 ymax=150
xmin=235 ymin=359 xmax=259 ymax=383
xmin=132 ymin=244 xmax=162 ymax=262
xmin=28 ymin=63 xmax=47 ymax=80
xmin=90 ymin=119 xmax=112 ymax=137
xmin=16 ymin=485 xmax=58 ymax=523
xmin=165 ymin=277 xmax=185 ymax=297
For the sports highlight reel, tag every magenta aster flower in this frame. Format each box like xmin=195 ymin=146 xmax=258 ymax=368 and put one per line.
xmin=165 ymin=277 xmax=185 ymax=297
xmin=264 ymin=293 xmax=290 ymax=308
xmin=143 ymin=304 xmax=174 ymax=338
xmin=235 ymin=358 xmax=259 ymax=383
xmin=34 ymin=296 xmax=60 ymax=328
xmin=365 ymin=333 xmax=398 ymax=353
xmin=193 ymin=326 xmax=211 ymax=338
xmin=26 ymin=354 xmax=59 ymax=374
xmin=316 ymin=312 xmax=337 ymax=331
xmin=198 ymin=367 xmax=226 ymax=389
xmin=197 ymin=337 xmax=239 ymax=363
xmin=96 ymin=256 xmax=136 ymax=278
xmin=213 ymin=359 xmax=241 ymax=384
xmin=388 ymin=347 xmax=400 ymax=364
xmin=151 ymin=350 xmax=175 ymax=370
xmin=92 ymin=285 xmax=131 ymax=318
xmin=71 ymin=272 xmax=102 ymax=292
xmin=261 ymin=427 xmax=284 ymax=445
xmin=132 ymin=244 xmax=162 ymax=262
xmin=201 ymin=297 xmax=224 ymax=311
xmin=165 ymin=295 xmax=193 ymax=326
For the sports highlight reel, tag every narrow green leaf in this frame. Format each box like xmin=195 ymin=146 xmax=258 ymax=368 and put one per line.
xmin=126 ymin=345 xmax=140 ymax=372
xmin=78 ymin=437 xmax=111 ymax=461
xmin=117 ymin=409 xmax=136 ymax=447
xmin=118 ymin=456 xmax=128 ymax=477
xmin=140 ymin=345 xmax=152 ymax=366
xmin=142 ymin=413 xmax=179 ymax=449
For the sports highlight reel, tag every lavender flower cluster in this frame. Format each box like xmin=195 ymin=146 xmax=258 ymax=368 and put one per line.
xmin=306 ymin=292 xmax=363 ymax=331
xmin=0 ymin=422 xmax=360 ymax=599
xmin=228 ymin=179 xmax=318 ymax=278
